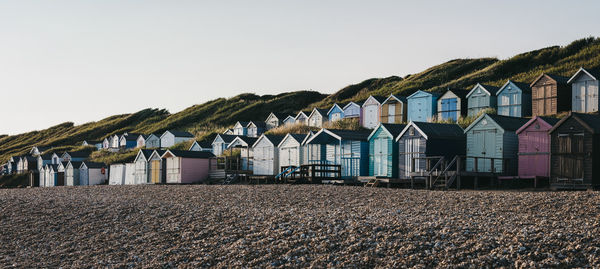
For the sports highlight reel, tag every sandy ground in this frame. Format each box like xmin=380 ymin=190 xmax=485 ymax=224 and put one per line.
xmin=0 ymin=185 xmax=599 ymax=268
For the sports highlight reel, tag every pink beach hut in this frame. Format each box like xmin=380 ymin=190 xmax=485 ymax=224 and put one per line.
xmin=516 ymin=116 xmax=560 ymax=180
xmin=160 ymin=150 xmax=215 ymax=184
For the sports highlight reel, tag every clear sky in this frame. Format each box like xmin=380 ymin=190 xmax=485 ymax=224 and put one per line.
xmin=0 ymin=0 xmax=598 ymax=135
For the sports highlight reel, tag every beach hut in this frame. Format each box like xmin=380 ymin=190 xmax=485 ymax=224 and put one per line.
xmin=148 ymin=150 xmax=166 ymax=184
xmin=530 ymin=73 xmax=570 ymax=116
xmin=161 ymin=150 xmax=215 ymax=184
xmin=160 ymin=130 xmax=195 ymax=148
xmin=304 ymin=129 xmax=371 ymax=178
xmin=29 ymin=146 xmax=50 ymax=157
xmin=396 ymin=122 xmax=465 ymax=178
xmin=144 ymin=134 xmax=161 ymax=148
xmin=119 ymin=133 xmax=140 ymax=149
xmin=464 ymin=114 xmax=528 ymax=174
xmin=61 ymin=151 xmax=90 ymax=163
xmin=79 ymin=161 xmax=107 ymax=186
xmin=38 ymin=165 xmax=46 ymax=187
xmin=136 ymin=135 xmax=148 ymax=148
xmin=252 ymin=135 xmax=285 ymax=176
xmin=110 ymin=134 xmax=120 ymax=150
xmin=65 ymin=161 xmax=82 ymax=186
xmin=22 ymin=156 xmax=37 ymax=172
xmin=380 ymin=94 xmax=407 ymax=124
xmin=51 ymin=153 xmax=61 ymax=164
xmin=189 ymin=141 xmax=213 ymax=152
xmin=227 ymin=136 xmax=259 ymax=171
xmin=44 ymin=164 xmax=57 ymax=187
xmin=36 ymin=154 xmax=52 ymax=175
xmin=247 ymin=121 xmax=266 ymax=138
xmin=327 ymin=104 xmax=345 ymax=122
xmin=233 ymin=121 xmax=249 ymax=136
xmin=82 ymin=140 xmax=103 ymax=150
xmin=277 ymin=133 xmax=307 ymax=169
xmin=342 ymin=102 xmax=362 ymax=120
xmin=307 ymin=108 xmax=328 ymax=128
xmin=516 ymin=116 xmax=559 ymax=179
xmin=49 ymin=162 xmax=65 ymax=186
xmin=283 ymin=115 xmax=296 ymax=125
xmin=361 ymin=95 xmax=385 ymax=129
xmin=496 ymin=80 xmax=532 ymax=118
xmin=15 ymin=157 xmax=25 ymax=173
xmin=467 ymin=83 xmax=498 ymax=117
xmin=211 ymin=134 xmax=237 ymax=156
xmin=109 ymin=164 xmax=126 ymax=185
xmin=301 ymin=131 xmax=316 ymax=165
xmin=567 ymin=67 xmax=600 ymax=113
xmin=265 ymin=112 xmax=287 ymax=130
xmin=133 ymin=149 xmax=154 ymax=184
xmin=102 ymin=138 xmax=110 ymax=150
xmin=295 ymin=111 xmax=309 ymax=124
xmin=549 ymin=112 xmax=600 ymax=189
xmin=407 ymin=90 xmax=439 ymax=122
xmin=367 ymin=123 xmax=406 ymax=178
xmin=437 ymin=88 xmax=468 ymax=122
xmin=223 ymin=129 xmax=234 ymax=135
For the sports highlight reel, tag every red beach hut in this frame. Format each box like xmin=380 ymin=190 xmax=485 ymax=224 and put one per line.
xmin=515 ymin=116 xmax=559 ymax=181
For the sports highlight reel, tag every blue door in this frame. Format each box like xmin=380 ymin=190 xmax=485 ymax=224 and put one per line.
xmin=441 ymin=98 xmax=458 ymax=121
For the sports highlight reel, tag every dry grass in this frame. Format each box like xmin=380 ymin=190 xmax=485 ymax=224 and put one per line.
xmin=265 ymin=122 xmax=320 ymax=136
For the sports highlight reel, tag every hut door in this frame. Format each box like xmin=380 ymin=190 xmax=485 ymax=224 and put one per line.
xmin=404 ymin=137 xmax=420 ymax=177
xmin=473 ymin=130 xmax=495 ymax=172
xmin=365 ymin=105 xmax=378 ymax=128
xmin=151 ymin=160 xmax=161 ymax=183
xmin=374 ymin=138 xmax=387 ymax=176
xmin=388 ymin=104 xmax=395 ymax=123
xmin=575 ymin=83 xmax=586 ymax=112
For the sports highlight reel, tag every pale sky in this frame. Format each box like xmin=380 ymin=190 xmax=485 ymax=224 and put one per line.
xmin=1 ymin=0 xmax=598 ymax=135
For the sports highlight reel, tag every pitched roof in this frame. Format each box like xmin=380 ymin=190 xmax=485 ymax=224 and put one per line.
xmin=550 ymin=112 xmax=600 ymax=134
xmin=82 ymin=161 xmax=106 ymax=169
xmin=467 ymin=83 xmax=500 ymax=97
xmin=382 ymin=94 xmax=407 ymax=105
xmin=235 ymin=136 xmax=259 ymax=146
xmin=380 ymin=123 xmax=407 ymax=137
xmin=247 ymin=121 xmax=267 ymax=128
xmin=536 ymin=116 xmax=560 ymax=126
xmin=369 ymin=95 xmax=387 ymax=104
xmin=139 ymin=149 xmax=155 ymax=160
xmin=268 ymin=112 xmax=288 ymax=120
xmin=407 ymin=90 xmax=440 ymax=99
xmin=67 ymin=161 xmax=82 ymax=169
xmin=195 ymin=141 xmax=212 ymax=148
xmin=262 ymin=135 xmax=285 ymax=146
xmin=215 ymin=134 xmax=238 ymax=143
xmin=39 ymin=153 xmax=53 ymax=160
xmin=485 ymin=114 xmax=530 ymax=131
xmin=165 ymin=130 xmax=194 ymax=138
xmin=530 ymin=73 xmax=569 ymax=86
xmin=164 ymin=150 xmax=215 ymax=159
xmin=444 ymin=88 xmax=469 ymax=99
xmin=412 ymin=122 xmax=464 ymax=139
xmin=326 ymin=129 xmax=371 ymax=141
xmin=311 ymin=108 xmax=329 ymax=116
xmin=235 ymin=121 xmax=250 ymax=127
xmin=567 ymin=67 xmax=600 ymax=83
xmin=516 ymin=116 xmax=561 ymax=134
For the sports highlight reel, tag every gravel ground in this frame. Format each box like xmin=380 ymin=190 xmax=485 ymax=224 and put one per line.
xmin=0 ymin=185 xmax=599 ymax=268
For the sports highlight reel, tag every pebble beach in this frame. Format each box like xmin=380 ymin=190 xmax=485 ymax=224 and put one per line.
xmin=0 ymin=185 xmax=599 ymax=268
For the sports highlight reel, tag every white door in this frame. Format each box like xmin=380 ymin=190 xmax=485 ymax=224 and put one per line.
xmin=388 ymin=104 xmax=395 ymax=123
xmin=365 ymin=105 xmax=378 ymax=128
xmin=288 ymin=147 xmax=298 ymax=166
xmin=404 ymin=138 xmax=420 ymax=177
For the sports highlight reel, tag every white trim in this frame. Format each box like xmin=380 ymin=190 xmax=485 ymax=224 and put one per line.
xmin=407 ymin=90 xmax=431 ymax=99
xmin=463 ymin=113 xmax=494 ymax=133
xmin=301 ymin=131 xmax=315 ymax=145
xmin=133 ymin=149 xmax=149 ymax=163
xmin=361 ymin=96 xmax=383 ymax=107
xmin=367 ymin=123 xmax=394 ymax=141
xmin=567 ymin=67 xmax=598 ymax=84
xmin=227 ymin=136 xmax=250 ymax=149
xmin=395 ymin=121 xmax=428 ymax=142
xmin=382 ymin=94 xmax=403 ymax=105
xmin=251 ymin=134 xmax=275 ymax=148
xmin=466 ymin=83 xmax=491 ymax=98
xmin=277 ymin=133 xmax=302 ymax=148
xmin=304 ymin=128 xmax=342 ymax=145
xmin=496 ymin=80 xmax=524 ymax=95
xmin=342 ymin=102 xmax=360 ymax=110
xmin=326 ymin=103 xmax=343 ymax=116
xmin=294 ymin=111 xmax=308 ymax=121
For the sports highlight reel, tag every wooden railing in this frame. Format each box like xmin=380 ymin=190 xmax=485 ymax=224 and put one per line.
xmin=300 ymin=164 xmax=341 ymax=183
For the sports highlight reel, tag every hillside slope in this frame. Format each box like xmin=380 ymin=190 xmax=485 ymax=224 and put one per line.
xmin=2 ymin=37 xmax=600 ymax=164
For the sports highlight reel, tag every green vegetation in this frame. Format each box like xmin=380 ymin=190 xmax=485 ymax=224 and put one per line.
xmin=265 ymin=123 xmax=320 ymax=136
xmin=2 ymin=37 xmax=600 ymax=164
xmin=89 ymin=150 xmax=138 ymax=165
xmin=323 ymin=118 xmax=364 ymax=131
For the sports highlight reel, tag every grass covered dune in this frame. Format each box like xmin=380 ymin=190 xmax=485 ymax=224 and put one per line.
xmin=1 ymin=185 xmax=599 ymax=267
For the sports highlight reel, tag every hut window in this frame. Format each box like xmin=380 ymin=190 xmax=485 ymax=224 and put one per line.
xmin=409 ymin=128 xmax=415 ymax=136
xmin=572 ymin=134 xmax=584 ymax=153
xmin=558 ymin=135 xmax=570 ymax=153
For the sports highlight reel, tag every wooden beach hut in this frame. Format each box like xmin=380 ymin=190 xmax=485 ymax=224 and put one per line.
xmin=283 ymin=115 xmax=296 ymax=125
xmin=464 ymin=114 xmax=528 ymax=174
xmin=160 ymin=130 xmax=194 ymax=148
xmin=304 ymin=129 xmax=371 ymax=178
xmin=307 ymin=108 xmax=328 ymax=128
xmin=407 ymin=90 xmax=439 ymax=122
xmin=549 ymin=112 xmax=600 ymax=189
xmin=227 ymin=136 xmax=259 ymax=171
xmin=251 ymin=135 xmax=285 ymax=176
xmin=265 ymin=112 xmax=287 ymax=130
xmin=65 ymin=161 xmax=82 ymax=186
xmin=79 ymin=162 xmax=107 ymax=186
xmin=233 ymin=121 xmax=249 ymax=136
xmin=567 ymin=67 xmax=600 ymax=113
xmin=342 ymin=102 xmax=362 ymax=120
xmin=211 ymin=134 xmax=237 ymax=156
xmin=437 ymin=88 xmax=468 ymax=122
xmin=467 ymin=83 xmax=498 ymax=117
xmin=133 ymin=149 xmax=154 ymax=184
xmin=61 ymin=151 xmax=90 ymax=163
xmin=294 ymin=111 xmax=309 ymax=124
xmin=380 ymin=94 xmax=407 ymax=124
xmin=530 ymin=73 xmax=570 ymax=116
xmin=515 ymin=116 xmax=559 ymax=179
xmin=361 ymin=95 xmax=385 ymax=129
xmin=367 ymin=123 xmax=406 ymax=178
xmin=247 ymin=121 xmax=266 ymax=138
xmin=327 ymin=104 xmax=345 ymax=122
xmin=189 ymin=141 xmax=213 ymax=152
xmin=144 ymin=134 xmax=161 ymax=148
xmin=148 ymin=150 xmax=166 ymax=184
xmin=277 ymin=133 xmax=307 ymax=169
xmin=161 ymin=150 xmax=215 ymax=184
xmin=496 ymin=80 xmax=532 ymax=117
xmin=396 ymin=122 xmax=465 ymax=178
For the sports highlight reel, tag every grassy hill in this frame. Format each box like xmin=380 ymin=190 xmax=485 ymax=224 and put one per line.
xmin=2 ymin=37 xmax=600 ymax=164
